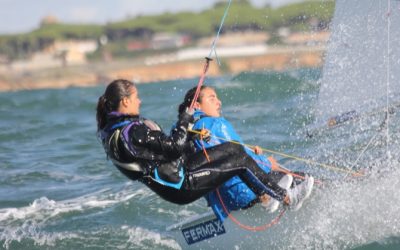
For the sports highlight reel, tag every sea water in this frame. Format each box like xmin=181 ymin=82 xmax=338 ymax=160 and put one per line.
xmin=0 ymin=69 xmax=399 ymax=249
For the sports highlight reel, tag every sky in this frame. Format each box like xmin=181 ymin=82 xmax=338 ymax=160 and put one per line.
xmin=0 ymin=0 xmax=305 ymax=35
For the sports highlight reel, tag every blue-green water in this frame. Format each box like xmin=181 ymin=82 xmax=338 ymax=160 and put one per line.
xmin=1 ymin=69 xmax=399 ymax=249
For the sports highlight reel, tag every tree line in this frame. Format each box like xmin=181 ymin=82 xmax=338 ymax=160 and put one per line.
xmin=0 ymin=0 xmax=334 ymax=61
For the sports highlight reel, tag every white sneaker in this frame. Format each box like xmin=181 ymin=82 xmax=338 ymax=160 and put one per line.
xmin=262 ymin=174 xmax=293 ymax=213
xmin=287 ymin=175 xmax=314 ymax=211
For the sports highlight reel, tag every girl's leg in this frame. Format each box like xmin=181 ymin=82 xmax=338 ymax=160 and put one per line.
xmin=185 ymin=142 xmax=287 ymax=201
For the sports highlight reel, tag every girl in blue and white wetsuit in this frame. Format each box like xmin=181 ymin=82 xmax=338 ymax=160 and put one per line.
xmin=178 ymin=85 xmax=314 ymax=220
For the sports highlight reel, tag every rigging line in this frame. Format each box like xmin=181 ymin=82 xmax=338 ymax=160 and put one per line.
xmin=348 ymin=110 xmax=390 ymax=174
xmin=208 ymin=0 xmax=232 ymax=63
xmin=349 ymin=133 xmax=379 ymax=171
xmin=189 ymin=0 xmax=232 ymax=110
xmin=189 ymin=57 xmax=212 ymax=110
xmin=253 ymin=158 xmax=323 ymax=185
xmin=188 ymin=129 xmax=364 ymax=177
xmin=201 ymin=131 xmax=323 ymax=183
xmin=216 ymin=187 xmax=286 ymax=232
xmin=386 ymin=0 xmax=391 ymax=156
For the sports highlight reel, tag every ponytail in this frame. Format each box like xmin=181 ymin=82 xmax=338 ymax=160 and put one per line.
xmin=96 ymin=79 xmax=136 ymax=131
xmin=96 ymin=95 xmax=109 ymax=131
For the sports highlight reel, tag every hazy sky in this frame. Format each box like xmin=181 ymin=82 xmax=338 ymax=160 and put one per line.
xmin=0 ymin=0 xmax=305 ymax=34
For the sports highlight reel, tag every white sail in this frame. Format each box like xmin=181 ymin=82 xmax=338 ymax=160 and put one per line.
xmin=315 ymin=0 xmax=400 ymax=125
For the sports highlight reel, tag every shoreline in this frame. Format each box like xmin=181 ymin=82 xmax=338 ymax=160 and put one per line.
xmin=0 ymin=46 xmax=325 ymax=92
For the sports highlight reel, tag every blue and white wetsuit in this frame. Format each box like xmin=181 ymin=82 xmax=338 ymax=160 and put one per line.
xmin=192 ymin=110 xmax=286 ymax=221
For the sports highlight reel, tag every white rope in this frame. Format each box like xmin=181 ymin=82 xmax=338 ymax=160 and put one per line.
xmin=386 ymin=0 xmax=391 ymax=157
xmin=208 ymin=0 xmax=232 ymax=65
xmin=348 ymin=1 xmax=392 ymax=169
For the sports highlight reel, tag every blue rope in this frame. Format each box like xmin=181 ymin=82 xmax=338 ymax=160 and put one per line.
xmin=208 ymin=0 xmax=233 ymax=64
xmin=189 ymin=0 xmax=232 ymax=109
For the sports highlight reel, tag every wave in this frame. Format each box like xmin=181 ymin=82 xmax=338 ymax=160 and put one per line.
xmin=124 ymin=226 xmax=181 ymax=250
xmin=0 ymin=187 xmax=146 ymax=249
xmin=283 ymin=163 xmax=400 ymax=249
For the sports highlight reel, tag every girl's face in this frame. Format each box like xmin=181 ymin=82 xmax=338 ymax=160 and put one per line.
xmin=195 ymin=87 xmax=221 ymax=117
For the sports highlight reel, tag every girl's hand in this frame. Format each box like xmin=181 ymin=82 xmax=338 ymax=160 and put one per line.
xmin=253 ymin=146 xmax=263 ymax=155
xmin=268 ymin=156 xmax=279 ymax=171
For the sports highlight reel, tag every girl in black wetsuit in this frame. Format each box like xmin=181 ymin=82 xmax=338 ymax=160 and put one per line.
xmin=96 ymin=79 xmax=310 ymax=207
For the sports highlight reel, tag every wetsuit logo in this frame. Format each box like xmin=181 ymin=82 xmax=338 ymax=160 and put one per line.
xmin=192 ymin=170 xmax=210 ymax=178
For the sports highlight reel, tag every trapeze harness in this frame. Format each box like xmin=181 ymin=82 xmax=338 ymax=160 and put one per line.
xmin=101 ymin=114 xmax=194 ymax=204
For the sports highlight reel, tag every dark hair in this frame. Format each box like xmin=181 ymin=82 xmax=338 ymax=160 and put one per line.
xmin=178 ymin=85 xmax=212 ymax=116
xmin=96 ymin=79 xmax=136 ymax=131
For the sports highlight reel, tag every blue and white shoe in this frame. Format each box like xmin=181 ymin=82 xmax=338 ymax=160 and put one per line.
xmin=262 ymin=174 xmax=293 ymax=213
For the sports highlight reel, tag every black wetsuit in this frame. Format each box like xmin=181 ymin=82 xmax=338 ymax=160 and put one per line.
xmin=99 ymin=112 xmax=287 ymax=205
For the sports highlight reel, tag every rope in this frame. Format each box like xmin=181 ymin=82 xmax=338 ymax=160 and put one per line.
xmin=199 ymin=129 xmax=211 ymax=162
xmin=189 ymin=0 xmax=232 ymax=109
xmin=348 ymin=109 xmax=391 ymax=174
xmin=350 ymin=1 xmax=396 ymax=165
xmin=386 ymin=0 xmax=391 ymax=156
xmin=188 ymin=129 xmax=364 ymax=177
xmin=189 ymin=57 xmax=212 ymax=110
xmin=208 ymin=0 xmax=232 ymax=60
xmin=252 ymin=158 xmax=323 ymax=185
xmin=216 ymin=188 xmax=286 ymax=232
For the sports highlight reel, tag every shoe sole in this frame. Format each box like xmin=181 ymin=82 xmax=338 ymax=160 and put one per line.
xmin=279 ymin=174 xmax=294 ymax=190
xmin=262 ymin=174 xmax=293 ymax=213
xmin=293 ymin=176 xmax=314 ymax=211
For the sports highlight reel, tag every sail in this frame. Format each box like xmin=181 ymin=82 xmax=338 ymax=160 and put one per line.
xmin=315 ymin=0 xmax=400 ymax=125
